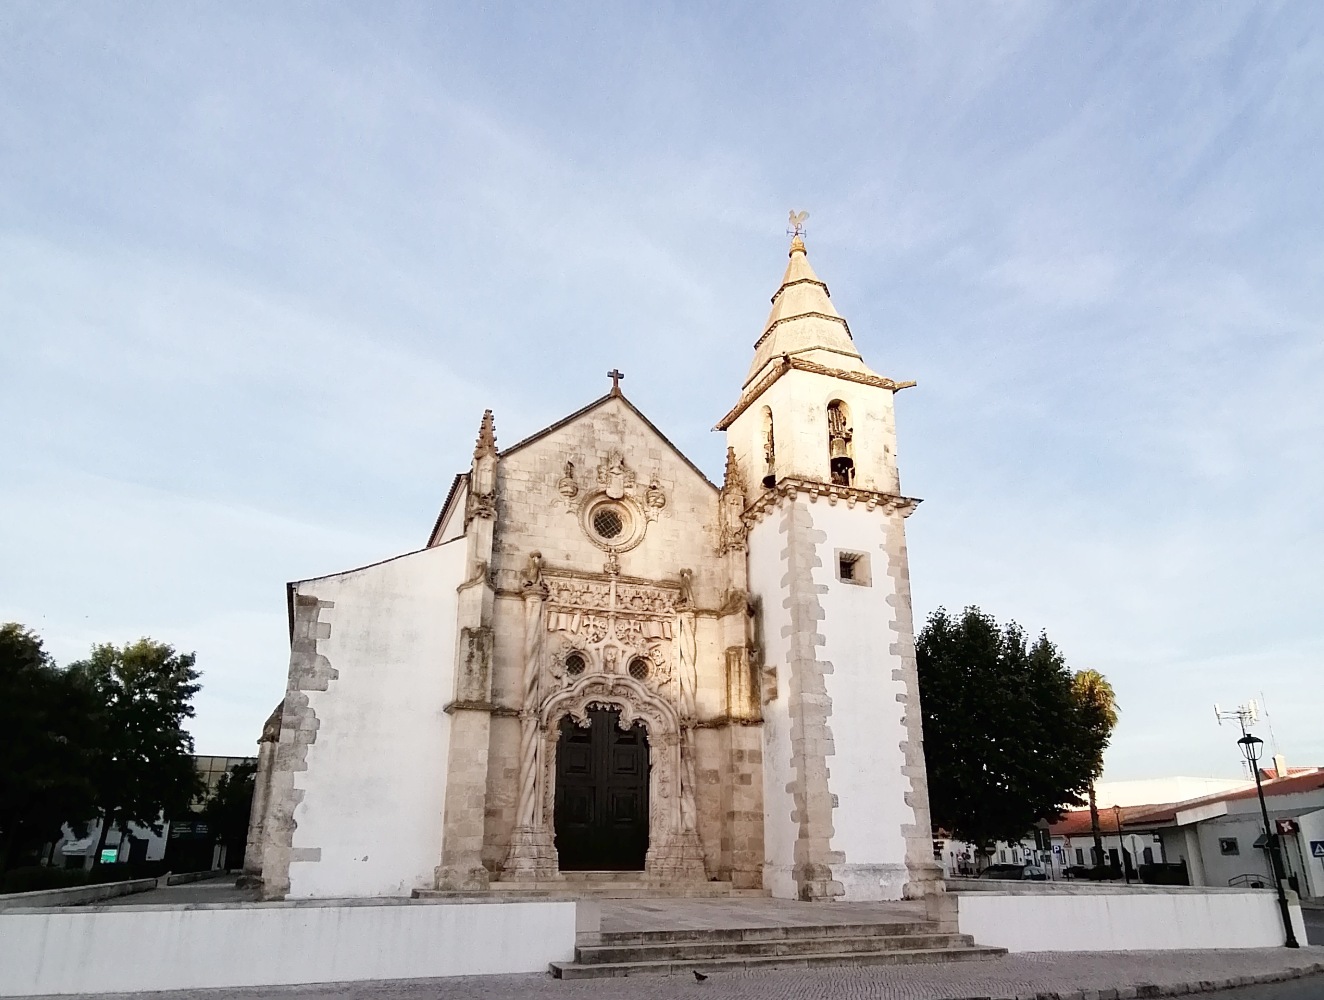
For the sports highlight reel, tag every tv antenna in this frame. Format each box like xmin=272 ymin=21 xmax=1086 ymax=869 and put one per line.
xmin=1215 ymin=700 xmax=1260 ymax=777
xmin=1214 ymin=700 xmax=1258 ymax=736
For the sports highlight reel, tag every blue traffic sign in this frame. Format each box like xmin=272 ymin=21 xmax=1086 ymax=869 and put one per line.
xmin=1311 ymin=840 xmax=1324 ymax=859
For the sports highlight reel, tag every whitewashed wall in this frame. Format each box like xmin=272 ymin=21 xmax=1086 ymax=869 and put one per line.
xmin=286 ymin=539 xmax=466 ymax=898
xmin=956 ymin=888 xmax=1308 ymax=951
xmin=808 ymin=500 xmax=911 ymax=899
xmin=1295 ymin=807 xmax=1324 ymax=899
xmin=0 ymin=899 xmax=575 ymax=996
xmin=1193 ymin=812 xmax=1274 ymax=888
xmin=748 ymin=499 xmax=917 ymax=901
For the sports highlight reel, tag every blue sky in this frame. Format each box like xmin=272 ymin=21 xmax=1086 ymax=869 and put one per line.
xmin=2 ymin=3 xmax=1321 ymax=780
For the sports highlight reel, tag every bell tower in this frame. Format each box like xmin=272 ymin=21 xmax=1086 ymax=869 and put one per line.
xmin=717 ymin=224 xmax=944 ymax=902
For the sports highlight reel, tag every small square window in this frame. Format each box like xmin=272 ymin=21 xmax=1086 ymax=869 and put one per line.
xmin=835 ymin=550 xmax=871 ymax=586
xmin=1219 ymin=837 xmax=1239 ymax=856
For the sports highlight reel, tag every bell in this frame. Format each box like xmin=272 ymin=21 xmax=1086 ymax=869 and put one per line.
xmin=762 ymin=474 xmax=776 ymax=489
xmin=829 ymin=435 xmax=851 ymax=461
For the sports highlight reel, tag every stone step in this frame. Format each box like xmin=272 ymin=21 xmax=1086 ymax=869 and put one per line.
xmin=577 ymin=932 xmax=978 ymax=964
xmin=414 ymin=879 xmax=745 ymax=901
xmin=561 ymin=871 xmax=656 ymax=882
xmin=597 ymin=920 xmax=935 ymax=945
xmin=549 ymin=945 xmax=1007 ymax=979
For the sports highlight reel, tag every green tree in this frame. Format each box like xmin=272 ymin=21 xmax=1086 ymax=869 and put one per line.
xmin=201 ymin=760 xmax=257 ymax=849
xmin=916 ymin=606 xmax=1110 ymax=853
xmin=68 ymin=639 xmax=202 ymax=868
xmin=1071 ymin=669 xmax=1120 ymax=870
xmin=0 ymin=624 xmax=97 ymax=873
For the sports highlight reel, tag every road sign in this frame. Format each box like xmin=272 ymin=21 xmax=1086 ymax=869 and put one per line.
xmin=1311 ymin=840 xmax=1324 ymax=859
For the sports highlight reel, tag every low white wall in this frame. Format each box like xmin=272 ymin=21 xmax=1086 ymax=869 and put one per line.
xmin=956 ymin=888 xmax=1307 ymax=952
xmin=0 ymin=899 xmax=576 ymax=996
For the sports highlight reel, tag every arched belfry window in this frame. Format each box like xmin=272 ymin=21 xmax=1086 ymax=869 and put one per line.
xmin=761 ymin=405 xmax=776 ymax=488
xmin=827 ymin=400 xmax=855 ymax=486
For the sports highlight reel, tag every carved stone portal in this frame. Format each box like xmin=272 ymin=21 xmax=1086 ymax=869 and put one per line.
xmin=499 ymin=570 xmax=705 ymax=883
xmin=538 ymin=674 xmax=704 ymax=881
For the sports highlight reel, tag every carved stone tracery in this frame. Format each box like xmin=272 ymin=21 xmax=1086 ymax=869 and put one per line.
xmin=502 ymin=566 xmax=705 ymax=882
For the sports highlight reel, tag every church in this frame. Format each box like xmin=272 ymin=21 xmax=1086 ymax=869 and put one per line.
xmin=242 ymin=226 xmax=944 ymax=905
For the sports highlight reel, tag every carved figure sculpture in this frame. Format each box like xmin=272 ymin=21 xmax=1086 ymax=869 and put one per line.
xmin=521 ymin=551 xmax=546 ymax=591
xmin=677 ymin=568 xmax=695 ymax=609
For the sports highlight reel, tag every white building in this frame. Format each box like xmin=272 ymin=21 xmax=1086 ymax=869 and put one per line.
xmin=245 ymin=230 xmax=946 ymax=904
xmin=1124 ymin=769 xmax=1324 ymax=899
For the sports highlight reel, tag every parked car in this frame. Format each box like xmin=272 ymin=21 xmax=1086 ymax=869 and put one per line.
xmin=978 ymin=863 xmax=1048 ymax=881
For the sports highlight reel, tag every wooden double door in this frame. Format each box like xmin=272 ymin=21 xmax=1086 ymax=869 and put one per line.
xmin=553 ymin=707 xmax=650 ymax=871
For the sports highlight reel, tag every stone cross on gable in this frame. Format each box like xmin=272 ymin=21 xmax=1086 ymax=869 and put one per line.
xmin=607 ymin=368 xmax=625 ymax=395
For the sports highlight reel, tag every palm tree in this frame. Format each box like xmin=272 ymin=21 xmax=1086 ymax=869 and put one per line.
xmin=1072 ymin=670 xmax=1119 ymax=873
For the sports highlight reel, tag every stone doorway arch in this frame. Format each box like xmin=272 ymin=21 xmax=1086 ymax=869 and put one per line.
xmin=540 ymin=674 xmax=703 ymax=879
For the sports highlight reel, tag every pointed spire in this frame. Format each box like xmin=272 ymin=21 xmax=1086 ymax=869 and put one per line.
xmin=473 ymin=409 xmax=497 ymax=459
xmin=744 ymin=230 xmax=864 ymax=385
xmin=722 ymin=446 xmax=746 ymax=494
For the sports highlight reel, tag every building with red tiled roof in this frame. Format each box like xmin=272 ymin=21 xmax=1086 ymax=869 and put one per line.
xmin=1117 ymin=768 xmax=1324 ymax=898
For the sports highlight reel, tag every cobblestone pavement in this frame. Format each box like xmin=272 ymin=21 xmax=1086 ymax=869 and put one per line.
xmin=1215 ymin=975 xmax=1324 ymax=999
xmin=44 ymin=948 xmax=1324 ymax=1000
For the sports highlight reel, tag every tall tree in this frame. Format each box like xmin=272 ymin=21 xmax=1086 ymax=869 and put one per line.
xmin=1071 ymin=669 xmax=1120 ymax=869
xmin=916 ymin=606 xmax=1110 ymax=852
xmin=68 ymin=639 xmax=202 ymax=867
xmin=0 ymin=624 xmax=97 ymax=873
xmin=201 ymin=760 xmax=257 ymax=851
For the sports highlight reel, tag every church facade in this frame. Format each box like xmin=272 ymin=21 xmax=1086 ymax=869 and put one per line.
xmin=244 ymin=232 xmax=944 ymax=904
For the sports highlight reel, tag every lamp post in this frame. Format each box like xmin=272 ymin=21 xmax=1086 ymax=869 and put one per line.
xmin=1238 ymin=733 xmax=1299 ymax=948
xmin=1113 ymin=804 xmax=1130 ymax=885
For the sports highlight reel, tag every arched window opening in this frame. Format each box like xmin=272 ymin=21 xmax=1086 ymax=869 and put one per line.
xmin=827 ymin=400 xmax=854 ymax=486
xmin=761 ymin=406 xmax=776 ymax=489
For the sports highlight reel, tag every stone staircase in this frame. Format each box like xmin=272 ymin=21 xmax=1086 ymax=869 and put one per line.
xmin=550 ymin=918 xmax=1006 ymax=978
xmin=415 ymin=870 xmax=767 ymax=900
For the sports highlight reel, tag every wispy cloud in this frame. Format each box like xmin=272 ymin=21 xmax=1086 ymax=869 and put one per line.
xmin=1 ymin=2 xmax=1320 ymax=773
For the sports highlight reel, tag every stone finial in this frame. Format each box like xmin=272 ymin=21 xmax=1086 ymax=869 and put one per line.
xmin=473 ymin=409 xmax=497 ymax=459
xmin=722 ymin=446 xmax=746 ymax=495
xmin=259 ymin=699 xmax=285 ymax=744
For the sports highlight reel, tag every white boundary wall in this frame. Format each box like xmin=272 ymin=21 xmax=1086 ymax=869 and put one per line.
xmin=0 ymin=899 xmax=576 ymax=997
xmin=956 ymin=887 xmax=1308 ymax=952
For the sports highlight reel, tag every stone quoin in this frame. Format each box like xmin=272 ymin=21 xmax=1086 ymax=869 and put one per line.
xmin=245 ymin=228 xmax=945 ymax=905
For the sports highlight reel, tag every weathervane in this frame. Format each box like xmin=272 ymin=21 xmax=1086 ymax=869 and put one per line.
xmin=787 ymin=210 xmax=809 ymax=237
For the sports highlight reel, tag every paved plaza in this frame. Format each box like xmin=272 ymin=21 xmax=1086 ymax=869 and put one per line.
xmin=37 ymin=949 xmax=1324 ymax=1000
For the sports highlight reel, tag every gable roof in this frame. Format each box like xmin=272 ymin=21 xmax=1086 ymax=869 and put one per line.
xmin=1048 ymin=805 xmax=1166 ymax=838
xmin=499 ymin=390 xmax=718 ymax=490
xmin=1123 ymin=768 xmax=1324 ymax=828
xmin=426 ymin=472 xmax=467 ymax=546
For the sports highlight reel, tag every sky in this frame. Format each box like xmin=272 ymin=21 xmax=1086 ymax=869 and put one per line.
xmin=2 ymin=2 xmax=1321 ymax=782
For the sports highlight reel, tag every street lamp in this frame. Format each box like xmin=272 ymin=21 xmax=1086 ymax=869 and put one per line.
xmin=1238 ymin=733 xmax=1300 ymax=948
xmin=1113 ymin=804 xmax=1130 ymax=885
